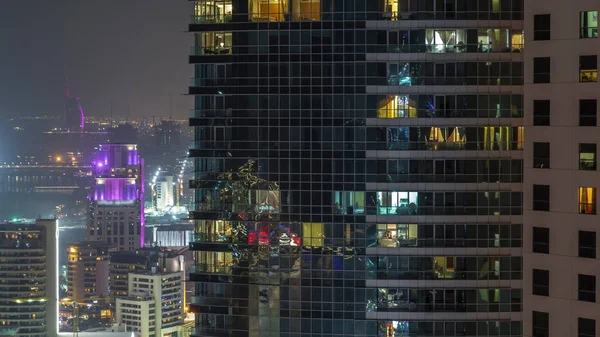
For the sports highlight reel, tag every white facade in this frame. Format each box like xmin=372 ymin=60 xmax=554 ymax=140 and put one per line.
xmin=116 ymin=272 xmax=185 ymax=337
xmin=156 ymin=175 xmax=175 ymax=212
xmin=524 ymin=1 xmax=600 ymax=337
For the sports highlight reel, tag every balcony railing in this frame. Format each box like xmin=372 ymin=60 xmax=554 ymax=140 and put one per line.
xmin=190 ymin=46 xmax=232 ymax=56
xmin=384 ymin=43 xmax=523 ymax=54
xmin=190 ymin=109 xmax=231 ymax=118
xmin=191 ymin=14 xmax=233 ymax=24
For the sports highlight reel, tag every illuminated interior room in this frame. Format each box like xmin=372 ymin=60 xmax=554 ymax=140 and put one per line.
xmin=377 ymin=224 xmax=418 ymax=247
xmin=377 ymin=95 xmax=417 ymax=118
xmin=248 ymin=0 xmax=321 ymax=22
xmin=194 ymin=1 xmax=233 ymax=22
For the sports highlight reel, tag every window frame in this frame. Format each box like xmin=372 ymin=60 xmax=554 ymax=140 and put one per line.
xmin=579 ymin=99 xmax=597 ymax=127
xmin=533 ymin=100 xmax=550 ymax=126
xmin=579 ymin=230 xmax=597 ymax=259
xmin=532 ymin=226 xmax=549 ymax=254
xmin=533 ymin=142 xmax=550 ymax=169
xmin=533 ymin=14 xmax=551 ymax=41
xmin=532 ymin=269 xmax=550 ymax=296
xmin=533 ymin=57 xmax=551 ymax=83
xmin=533 ymin=184 xmax=550 ymax=212
xmin=578 ymin=274 xmax=596 ymax=303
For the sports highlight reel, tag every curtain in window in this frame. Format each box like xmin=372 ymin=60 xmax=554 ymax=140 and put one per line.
xmin=249 ymin=0 xmax=261 ymax=20
xmin=292 ymin=0 xmax=301 ymax=20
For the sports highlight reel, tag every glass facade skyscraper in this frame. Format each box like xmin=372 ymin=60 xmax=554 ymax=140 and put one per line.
xmin=188 ymin=1 xmax=524 ymax=336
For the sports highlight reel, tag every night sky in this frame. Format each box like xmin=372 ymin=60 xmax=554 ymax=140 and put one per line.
xmin=0 ymin=0 xmax=191 ymax=119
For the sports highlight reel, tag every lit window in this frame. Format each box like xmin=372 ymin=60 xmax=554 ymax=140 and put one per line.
xmin=377 ymin=96 xmax=417 ymax=118
xmin=580 ymin=11 xmax=598 ymax=39
xmin=578 ymin=187 xmax=596 ymax=215
xmin=376 ymin=224 xmax=418 ymax=247
xmin=579 ymin=144 xmax=597 ymax=170
xmin=302 ymin=223 xmax=324 ymax=246
xmin=579 ymin=55 xmax=598 ymax=83
xmin=248 ymin=0 xmax=321 ymax=22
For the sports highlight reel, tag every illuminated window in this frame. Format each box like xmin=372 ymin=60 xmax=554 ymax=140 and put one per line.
xmin=580 ymin=55 xmax=598 ymax=83
xmin=377 ymin=224 xmax=418 ymax=247
xmin=580 ymin=11 xmax=598 ymax=39
xmin=248 ymin=0 xmax=321 ymax=22
xmin=293 ymin=0 xmax=320 ymax=21
xmin=579 ymin=144 xmax=597 ymax=170
xmin=249 ymin=0 xmax=287 ymax=22
xmin=194 ymin=1 xmax=233 ymax=23
xmin=376 ymin=191 xmax=418 ymax=215
xmin=333 ymin=191 xmax=365 ymax=214
xmin=197 ymin=32 xmax=232 ymax=55
xmin=579 ymin=187 xmax=596 ymax=215
xmin=302 ymin=223 xmax=324 ymax=246
xmin=377 ymin=96 xmax=416 ymax=118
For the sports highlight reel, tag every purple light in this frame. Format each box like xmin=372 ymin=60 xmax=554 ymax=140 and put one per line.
xmin=97 ymin=162 xmax=103 ymax=168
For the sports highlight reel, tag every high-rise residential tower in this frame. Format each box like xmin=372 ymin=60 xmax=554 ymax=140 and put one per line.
xmin=88 ymin=143 xmax=145 ymax=250
xmin=0 ymin=219 xmax=58 ymax=337
xmin=189 ymin=1 xmax=524 ymax=336
xmin=66 ymin=242 xmax=113 ymax=304
xmin=524 ymin=2 xmax=599 ymax=337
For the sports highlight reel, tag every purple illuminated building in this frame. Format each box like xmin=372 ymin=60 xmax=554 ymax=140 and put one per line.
xmin=88 ymin=144 xmax=145 ymax=250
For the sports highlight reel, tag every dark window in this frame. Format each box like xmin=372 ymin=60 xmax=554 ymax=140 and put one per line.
xmin=580 ymin=55 xmax=598 ymax=83
xmin=534 ymin=14 xmax=551 ymax=40
xmin=579 ymin=231 xmax=597 ymax=259
xmin=533 ymin=142 xmax=550 ymax=168
xmin=533 ymin=100 xmax=550 ymax=126
xmin=580 ymin=100 xmax=597 ymax=126
xmin=533 ymin=269 xmax=549 ymax=296
xmin=579 ymin=274 xmax=596 ymax=303
xmin=533 ymin=184 xmax=550 ymax=211
xmin=533 ymin=227 xmax=549 ymax=254
xmin=534 ymin=57 xmax=551 ymax=83
xmin=580 ymin=144 xmax=597 ymax=170
xmin=580 ymin=11 xmax=599 ymax=39
xmin=532 ymin=311 xmax=549 ymax=337
xmin=579 ymin=317 xmax=596 ymax=337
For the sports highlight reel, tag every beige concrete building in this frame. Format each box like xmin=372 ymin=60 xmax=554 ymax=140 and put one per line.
xmin=524 ymin=1 xmax=600 ymax=337
xmin=66 ymin=242 xmax=113 ymax=304
xmin=116 ymin=271 xmax=185 ymax=337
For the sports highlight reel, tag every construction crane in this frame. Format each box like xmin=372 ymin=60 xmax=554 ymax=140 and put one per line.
xmin=144 ymin=115 xmax=163 ymax=127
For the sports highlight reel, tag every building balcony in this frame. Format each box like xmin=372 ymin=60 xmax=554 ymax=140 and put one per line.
xmin=189 ymin=326 xmax=231 ymax=337
xmin=191 ymin=14 xmax=233 ymax=24
xmin=190 ymin=46 xmax=232 ymax=56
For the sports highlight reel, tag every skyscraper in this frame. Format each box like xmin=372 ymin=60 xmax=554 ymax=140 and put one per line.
xmin=189 ymin=1 xmax=524 ymax=336
xmin=524 ymin=2 xmax=599 ymax=337
xmin=88 ymin=143 xmax=145 ymax=250
xmin=66 ymin=242 xmax=113 ymax=304
xmin=0 ymin=219 xmax=58 ymax=337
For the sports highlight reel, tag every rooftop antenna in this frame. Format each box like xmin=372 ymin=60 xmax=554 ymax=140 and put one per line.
xmin=169 ymin=96 xmax=173 ymax=120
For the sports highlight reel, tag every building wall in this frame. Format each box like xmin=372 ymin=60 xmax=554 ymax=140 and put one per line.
xmin=189 ymin=1 xmax=524 ymax=337
xmin=524 ymin=1 xmax=600 ymax=337
xmin=67 ymin=242 xmax=112 ymax=303
xmin=0 ymin=220 xmax=58 ymax=337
